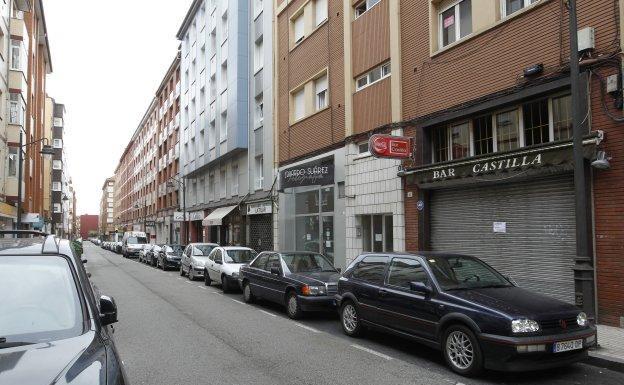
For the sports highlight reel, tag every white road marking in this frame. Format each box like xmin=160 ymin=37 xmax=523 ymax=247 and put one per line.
xmin=198 ymin=286 xmax=207 ymax=290
xmin=258 ymin=309 xmax=277 ymax=317
xmin=212 ymin=291 xmax=222 ymax=295
xmin=177 ymin=277 xmax=183 ymax=280
xmin=350 ymin=344 xmax=392 ymax=361
xmin=294 ymin=323 xmax=321 ymax=333
xmin=184 ymin=281 xmax=193 ymax=284
xmin=230 ymin=299 xmax=245 ymax=305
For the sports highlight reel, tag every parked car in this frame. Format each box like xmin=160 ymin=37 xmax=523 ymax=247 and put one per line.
xmin=122 ymin=231 xmax=148 ymax=258
xmin=156 ymin=244 xmax=184 ymax=270
xmin=138 ymin=244 xmax=153 ymax=264
xmin=115 ymin=241 xmax=123 ymax=254
xmin=204 ymin=246 xmax=257 ymax=292
xmin=239 ymin=251 xmax=340 ymax=319
xmin=336 ymin=253 xmax=596 ymax=376
xmin=0 ymin=230 xmax=127 ymax=384
xmin=180 ymin=243 xmax=219 ymax=280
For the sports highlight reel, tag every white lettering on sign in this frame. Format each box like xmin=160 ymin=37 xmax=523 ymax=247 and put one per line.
xmin=472 ymin=154 xmax=542 ymax=174
xmin=433 ymin=168 xmax=456 ymax=180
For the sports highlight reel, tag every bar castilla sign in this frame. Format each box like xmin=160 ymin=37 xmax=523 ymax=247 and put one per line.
xmin=280 ymin=156 xmax=334 ymax=190
xmin=369 ymin=134 xmax=413 ymax=159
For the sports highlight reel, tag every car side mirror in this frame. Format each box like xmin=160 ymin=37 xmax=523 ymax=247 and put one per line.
xmin=409 ymin=281 xmax=431 ymax=294
xmin=336 ymin=268 xmax=342 ymax=273
xmin=99 ymin=295 xmax=118 ymax=326
xmin=270 ymin=266 xmax=281 ymax=275
xmin=81 ymin=257 xmax=88 ymax=264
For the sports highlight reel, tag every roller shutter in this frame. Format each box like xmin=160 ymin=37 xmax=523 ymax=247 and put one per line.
xmin=429 ymin=174 xmax=576 ymax=303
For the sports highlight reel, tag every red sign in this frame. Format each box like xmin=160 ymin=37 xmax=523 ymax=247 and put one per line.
xmin=368 ymin=134 xmax=413 ymax=159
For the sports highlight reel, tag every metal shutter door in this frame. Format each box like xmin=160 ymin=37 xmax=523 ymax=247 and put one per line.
xmin=430 ymin=174 xmax=576 ymax=303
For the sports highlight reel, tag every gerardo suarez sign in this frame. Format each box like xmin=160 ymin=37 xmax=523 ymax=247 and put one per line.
xmin=280 ymin=156 xmax=334 ymax=190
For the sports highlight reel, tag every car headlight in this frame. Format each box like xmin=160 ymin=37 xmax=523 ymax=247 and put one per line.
xmin=511 ymin=319 xmax=540 ymax=333
xmin=301 ymin=285 xmax=327 ymax=296
xmin=577 ymin=312 xmax=588 ymax=327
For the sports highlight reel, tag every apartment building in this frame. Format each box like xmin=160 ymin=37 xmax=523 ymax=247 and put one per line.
xmin=154 ymin=54 xmax=181 ymax=244
xmin=4 ymin=0 xmax=53 ymax=230
xmin=114 ymin=143 xmax=132 ymax=233
xmin=99 ymin=177 xmax=115 ymax=240
xmin=50 ymin=102 xmax=69 ymax=236
xmin=274 ymin=0 xmax=404 ymax=268
xmin=175 ymin=0 xmax=275 ymax=249
xmin=390 ymin=0 xmax=624 ymax=326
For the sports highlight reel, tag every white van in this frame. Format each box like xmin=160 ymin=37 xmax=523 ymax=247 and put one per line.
xmin=122 ymin=231 xmax=148 ymax=258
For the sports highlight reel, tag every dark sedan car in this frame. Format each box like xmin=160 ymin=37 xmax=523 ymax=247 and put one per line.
xmin=336 ymin=253 xmax=596 ymax=376
xmin=0 ymin=231 xmax=127 ymax=385
xmin=240 ymin=251 xmax=340 ymax=319
xmin=156 ymin=244 xmax=184 ymax=270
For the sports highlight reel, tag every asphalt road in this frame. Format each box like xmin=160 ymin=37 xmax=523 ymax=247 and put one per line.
xmin=84 ymin=243 xmax=624 ymax=385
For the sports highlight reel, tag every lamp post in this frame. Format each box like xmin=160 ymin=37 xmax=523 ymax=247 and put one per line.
xmin=568 ymin=0 xmax=594 ymax=318
xmin=166 ymin=175 xmax=187 ymax=245
xmin=16 ymin=136 xmax=55 ymax=230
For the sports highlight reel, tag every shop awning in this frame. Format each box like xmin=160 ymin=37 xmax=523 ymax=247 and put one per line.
xmin=202 ymin=206 xmax=237 ymax=227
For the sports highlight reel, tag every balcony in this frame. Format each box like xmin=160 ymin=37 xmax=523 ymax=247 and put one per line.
xmin=10 ymin=16 xmax=28 ymax=40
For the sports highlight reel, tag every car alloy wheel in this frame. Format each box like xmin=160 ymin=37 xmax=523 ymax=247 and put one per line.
xmin=286 ymin=292 xmax=302 ymax=319
xmin=180 ymin=266 xmax=185 ymax=276
xmin=243 ymin=282 xmax=254 ymax=303
xmin=205 ymin=272 xmax=212 ymax=287
xmin=342 ymin=303 xmax=358 ymax=334
xmin=188 ymin=268 xmax=195 ymax=281
xmin=443 ymin=325 xmax=482 ymax=376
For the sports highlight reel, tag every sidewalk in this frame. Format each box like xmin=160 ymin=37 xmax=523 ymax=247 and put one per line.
xmin=588 ymin=324 xmax=624 ymax=372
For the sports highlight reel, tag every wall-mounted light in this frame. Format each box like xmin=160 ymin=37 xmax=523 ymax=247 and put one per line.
xmin=591 ymin=151 xmax=611 ymax=170
xmin=523 ymin=63 xmax=544 ymax=77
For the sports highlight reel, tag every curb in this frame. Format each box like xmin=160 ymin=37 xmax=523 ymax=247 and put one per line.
xmin=586 ymin=351 xmax=624 ymax=373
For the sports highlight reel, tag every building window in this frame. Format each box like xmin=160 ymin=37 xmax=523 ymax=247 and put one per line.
xmin=53 ymin=204 xmax=61 ymax=213
xmin=355 ymin=62 xmax=391 ymax=91
xmin=315 ymin=0 xmax=328 ymax=26
xmin=209 ymin=173 xmax=215 ymax=200
xmin=315 ymin=74 xmax=328 ymax=110
xmin=355 ymin=0 xmax=381 ymax=19
xmin=9 ymin=93 xmax=24 ymax=125
xmin=360 ymin=214 xmax=393 ymax=252
xmin=432 ymin=127 xmax=449 ymax=163
xmin=358 ymin=142 xmax=369 ymax=154
xmin=293 ymin=13 xmax=305 ymax=44
xmin=293 ymin=88 xmax=305 ymax=121
xmin=473 ymin=116 xmax=493 ymax=156
xmin=502 ymin=0 xmax=539 ymax=17
xmin=552 ymin=95 xmax=572 ymax=141
xmin=254 ymin=0 xmax=263 ymax=18
xmin=439 ymin=0 xmax=472 ymax=48
xmin=10 ymin=39 xmax=25 ymax=72
xmin=496 ymin=109 xmax=519 ymax=152
xmin=254 ymin=38 xmax=263 ymax=73
xmin=220 ymin=112 xmax=227 ymax=142
xmin=232 ymin=164 xmax=239 ymax=195
xmin=52 ymin=182 xmax=61 ymax=191
xmin=255 ymin=95 xmax=264 ymax=126
xmin=8 ymin=147 xmax=17 ymax=177
xmin=53 ymin=139 xmax=63 ymax=148
xmin=220 ymin=169 xmax=226 ymax=198
xmin=221 ymin=12 xmax=228 ymax=42
xmin=53 ymin=160 xmax=62 ymax=170
xmin=450 ymin=122 xmax=470 ymax=159
xmin=255 ymin=155 xmax=263 ymax=190
xmin=523 ymin=99 xmax=549 ymax=146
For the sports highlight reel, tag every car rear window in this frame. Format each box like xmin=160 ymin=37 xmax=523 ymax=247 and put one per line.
xmin=351 ymin=256 xmax=388 ymax=285
xmin=0 ymin=255 xmax=84 ymax=345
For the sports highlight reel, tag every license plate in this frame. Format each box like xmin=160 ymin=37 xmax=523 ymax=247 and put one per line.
xmin=553 ymin=339 xmax=583 ymax=353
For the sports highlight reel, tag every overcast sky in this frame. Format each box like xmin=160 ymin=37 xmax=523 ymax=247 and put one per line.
xmin=45 ymin=0 xmax=193 ymax=215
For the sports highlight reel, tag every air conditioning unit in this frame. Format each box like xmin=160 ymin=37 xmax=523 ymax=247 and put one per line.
xmin=578 ymin=27 xmax=595 ymax=53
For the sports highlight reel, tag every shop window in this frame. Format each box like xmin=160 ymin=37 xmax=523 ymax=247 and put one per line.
xmin=321 ymin=187 xmax=334 ymax=212
xmin=450 ymin=122 xmax=470 ymax=159
xmin=523 ymin=99 xmax=549 ymax=146
xmin=360 ymin=214 xmax=393 ymax=253
xmin=473 ymin=115 xmax=493 ymax=156
xmin=439 ymin=0 xmax=472 ymax=48
xmin=552 ymin=95 xmax=572 ymax=141
xmin=295 ymin=187 xmax=335 ymax=260
xmin=496 ymin=109 xmax=519 ymax=152
xmin=432 ymin=127 xmax=449 ymax=162
xmin=296 ymin=190 xmax=319 ymax=214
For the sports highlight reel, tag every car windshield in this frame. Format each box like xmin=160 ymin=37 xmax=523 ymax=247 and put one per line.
xmin=128 ymin=237 xmax=147 ymax=244
xmin=224 ymin=249 xmax=257 ymax=263
xmin=193 ymin=245 xmax=215 ymax=256
xmin=165 ymin=245 xmax=183 ymax=253
xmin=0 ymin=255 xmax=83 ymax=347
xmin=282 ymin=253 xmax=336 ymax=273
xmin=425 ymin=255 xmax=512 ymax=290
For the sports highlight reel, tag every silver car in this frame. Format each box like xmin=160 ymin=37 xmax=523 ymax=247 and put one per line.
xmin=180 ymin=243 xmax=219 ymax=281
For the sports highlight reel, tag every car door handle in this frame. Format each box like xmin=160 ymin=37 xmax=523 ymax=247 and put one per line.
xmin=378 ymin=289 xmax=388 ymax=297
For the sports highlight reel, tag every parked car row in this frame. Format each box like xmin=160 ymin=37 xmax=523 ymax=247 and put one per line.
xmin=106 ymin=242 xmax=597 ymax=376
xmin=100 ymin=240 xmax=122 ymax=254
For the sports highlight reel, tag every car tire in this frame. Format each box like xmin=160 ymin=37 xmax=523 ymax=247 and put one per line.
xmin=443 ymin=324 xmax=483 ymax=377
xmin=188 ymin=268 xmax=195 ymax=281
xmin=161 ymin=260 xmax=167 ymax=271
xmin=180 ymin=266 xmax=185 ymax=276
xmin=242 ymin=281 xmax=255 ymax=303
xmin=286 ymin=291 xmax=303 ymax=319
xmin=205 ymin=271 xmax=212 ymax=286
xmin=221 ymin=275 xmax=230 ymax=293
xmin=340 ymin=300 xmax=364 ymax=337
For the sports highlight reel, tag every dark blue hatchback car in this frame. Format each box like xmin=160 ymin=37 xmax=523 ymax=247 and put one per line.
xmin=336 ymin=253 xmax=596 ymax=376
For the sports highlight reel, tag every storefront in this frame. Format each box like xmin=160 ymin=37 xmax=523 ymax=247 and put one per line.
xmin=202 ymin=205 xmax=244 ymax=246
xmin=246 ymin=200 xmax=274 ymax=252
xmin=406 ymin=138 xmax=598 ymax=304
xmin=0 ymin=202 xmax=16 ymax=232
xmin=277 ymin=150 xmax=346 ymax=268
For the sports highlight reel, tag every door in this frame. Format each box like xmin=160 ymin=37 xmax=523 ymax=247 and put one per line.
xmin=212 ymin=249 xmax=224 ymax=283
xmin=429 ymin=174 xmax=576 ymax=303
xmin=247 ymin=253 xmax=270 ymax=297
xmin=181 ymin=245 xmax=192 ymax=272
xmin=377 ymin=257 xmax=438 ymax=339
xmin=206 ymin=248 xmax=217 ymax=280
xmin=264 ymin=254 xmax=286 ymax=303
xmin=349 ymin=256 xmax=389 ymax=323
xmin=321 ymin=216 xmax=334 ymax=264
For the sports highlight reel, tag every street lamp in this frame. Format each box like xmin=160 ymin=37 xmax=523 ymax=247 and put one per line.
xmin=16 ymin=137 xmax=54 ymax=231
xmin=166 ymin=175 xmax=188 ymax=246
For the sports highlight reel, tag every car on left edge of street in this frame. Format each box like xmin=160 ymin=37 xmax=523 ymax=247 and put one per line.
xmin=180 ymin=243 xmax=219 ymax=281
xmin=204 ymin=246 xmax=257 ymax=292
xmin=0 ymin=230 xmax=127 ymax=385
xmin=239 ymin=251 xmax=341 ymax=319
